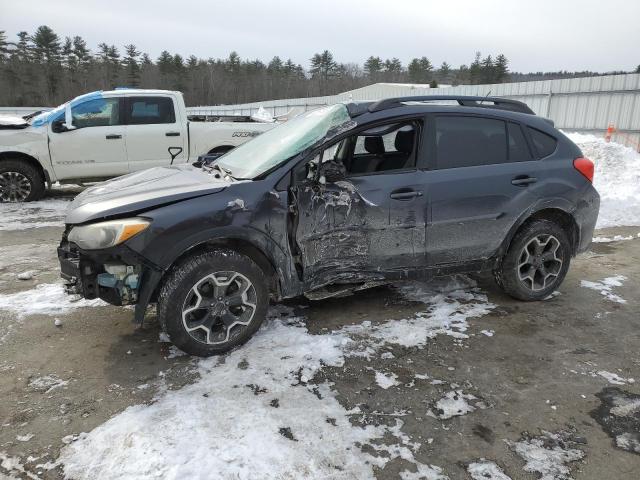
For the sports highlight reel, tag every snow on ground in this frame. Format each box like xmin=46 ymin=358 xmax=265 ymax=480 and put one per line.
xmin=56 ymin=280 xmax=497 ymax=479
xmin=342 ymin=276 xmax=495 ymax=351
xmin=467 ymin=460 xmax=512 ymax=480
xmin=567 ymin=133 xmax=640 ymax=228
xmin=427 ymin=390 xmax=483 ymax=420
xmin=57 ymin=308 xmax=443 ymax=480
xmin=0 ymin=283 xmax=105 ymax=318
xmin=597 ymin=370 xmax=635 ymax=385
xmin=0 ymin=199 xmax=70 ymax=230
xmin=375 ymin=370 xmax=399 ymax=390
xmin=510 ymin=431 xmax=584 ymax=480
xmin=28 ymin=374 xmax=69 ymax=393
xmin=580 ymin=275 xmax=627 ymax=303
xmin=592 ymin=233 xmax=640 ymax=243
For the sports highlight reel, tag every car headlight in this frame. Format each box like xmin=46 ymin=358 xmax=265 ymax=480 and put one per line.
xmin=68 ymin=218 xmax=150 ymax=250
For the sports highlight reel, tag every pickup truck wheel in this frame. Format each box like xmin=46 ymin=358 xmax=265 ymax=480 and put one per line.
xmin=0 ymin=160 xmax=45 ymax=202
xmin=158 ymin=249 xmax=268 ymax=357
xmin=495 ymin=219 xmax=571 ymax=301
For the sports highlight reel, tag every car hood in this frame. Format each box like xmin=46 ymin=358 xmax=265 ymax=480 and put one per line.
xmin=66 ymin=165 xmax=232 ymax=224
xmin=0 ymin=114 xmax=29 ymax=128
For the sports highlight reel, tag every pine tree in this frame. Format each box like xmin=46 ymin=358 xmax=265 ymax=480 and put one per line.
xmin=469 ymin=52 xmax=482 ymax=84
xmin=123 ymin=44 xmax=140 ymax=87
xmin=480 ymin=55 xmax=494 ymax=83
xmin=408 ymin=57 xmax=432 ymax=83
xmin=0 ymin=31 xmax=9 ymax=60
xmin=32 ymin=25 xmax=62 ymax=102
xmin=364 ymin=56 xmax=383 ymax=81
xmin=494 ymin=54 xmax=509 ymax=83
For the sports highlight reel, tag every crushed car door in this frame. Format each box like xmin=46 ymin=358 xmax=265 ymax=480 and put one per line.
xmin=290 ymin=121 xmax=428 ymax=290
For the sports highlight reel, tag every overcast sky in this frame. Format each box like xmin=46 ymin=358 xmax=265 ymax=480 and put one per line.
xmin=3 ymin=0 xmax=639 ymax=73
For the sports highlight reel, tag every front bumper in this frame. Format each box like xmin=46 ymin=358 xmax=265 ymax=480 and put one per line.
xmin=57 ymin=234 xmax=165 ymax=323
xmin=58 ymin=242 xmax=100 ymax=299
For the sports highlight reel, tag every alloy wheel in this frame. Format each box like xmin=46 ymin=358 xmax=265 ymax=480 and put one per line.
xmin=0 ymin=171 xmax=32 ymax=202
xmin=517 ymin=234 xmax=563 ymax=291
xmin=181 ymin=271 xmax=257 ymax=345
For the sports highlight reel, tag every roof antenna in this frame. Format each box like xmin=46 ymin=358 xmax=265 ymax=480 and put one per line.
xmin=480 ymin=90 xmax=492 ymax=104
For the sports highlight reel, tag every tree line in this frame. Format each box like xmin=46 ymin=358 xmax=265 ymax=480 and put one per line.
xmin=0 ymin=26 xmax=635 ymax=108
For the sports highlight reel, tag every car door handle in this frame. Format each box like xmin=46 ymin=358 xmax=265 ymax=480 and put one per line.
xmin=105 ymin=134 xmax=122 ymax=140
xmin=511 ymin=176 xmax=537 ymax=186
xmin=166 ymin=132 xmax=180 ymax=137
xmin=390 ymin=189 xmax=423 ymax=200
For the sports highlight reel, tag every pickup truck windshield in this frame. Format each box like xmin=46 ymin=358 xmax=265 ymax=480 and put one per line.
xmin=217 ymin=104 xmax=351 ymax=179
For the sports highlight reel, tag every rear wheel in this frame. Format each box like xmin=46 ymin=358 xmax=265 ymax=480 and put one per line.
xmin=495 ymin=219 xmax=571 ymax=301
xmin=158 ymin=249 xmax=268 ymax=357
xmin=0 ymin=160 xmax=45 ymax=202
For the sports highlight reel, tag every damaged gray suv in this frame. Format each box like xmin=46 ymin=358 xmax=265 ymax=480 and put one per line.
xmin=58 ymin=96 xmax=600 ymax=356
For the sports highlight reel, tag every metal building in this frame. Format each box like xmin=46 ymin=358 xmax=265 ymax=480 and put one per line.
xmin=188 ymin=74 xmax=640 ymax=150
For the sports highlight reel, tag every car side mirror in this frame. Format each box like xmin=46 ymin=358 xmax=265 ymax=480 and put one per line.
xmin=51 ymin=120 xmax=70 ymax=133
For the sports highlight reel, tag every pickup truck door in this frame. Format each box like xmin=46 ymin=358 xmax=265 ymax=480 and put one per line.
xmin=48 ymin=96 xmax=127 ymax=180
xmin=125 ymin=95 xmax=187 ymax=172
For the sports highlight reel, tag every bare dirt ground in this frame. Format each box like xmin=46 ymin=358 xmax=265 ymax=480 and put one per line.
xmin=0 ymin=192 xmax=639 ymax=479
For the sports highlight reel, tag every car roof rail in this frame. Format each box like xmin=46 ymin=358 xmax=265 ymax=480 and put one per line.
xmin=367 ymin=95 xmax=535 ymax=115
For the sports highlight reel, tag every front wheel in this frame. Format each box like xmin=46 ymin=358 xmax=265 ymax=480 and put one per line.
xmin=0 ymin=160 xmax=45 ymax=202
xmin=158 ymin=249 xmax=268 ymax=357
xmin=495 ymin=219 xmax=571 ymax=301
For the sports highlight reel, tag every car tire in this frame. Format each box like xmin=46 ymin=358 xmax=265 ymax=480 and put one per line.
xmin=157 ymin=249 xmax=268 ymax=357
xmin=495 ymin=219 xmax=571 ymax=301
xmin=0 ymin=160 xmax=45 ymax=202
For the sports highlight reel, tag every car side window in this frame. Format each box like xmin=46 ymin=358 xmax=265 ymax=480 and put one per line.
xmin=128 ymin=97 xmax=176 ymax=125
xmin=434 ymin=116 xmax=507 ymax=169
xmin=71 ymin=98 xmax=120 ymax=129
xmin=508 ymin=122 xmax=533 ymax=162
xmin=342 ymin=121 xmax=421 ymax=175
xmin=527 ymin=127 xmax=557 ymax=158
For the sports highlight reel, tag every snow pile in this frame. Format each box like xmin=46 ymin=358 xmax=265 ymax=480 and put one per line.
xmin=467 ymin=460 xmax=512 ymax=480
xmin=580 ymin=275 xmax=627 ymax=303
xmin=428 ymin=390 xmax=483 ymax=420
xmin=0 ymin=199 xmax=69 ymax=230
xmin=0 ymin=283 xmax=105 ymax=318
xmin=343 ymin=276 xmax=495 ymax=350
xmin=510 ymin=431 xmax=584 ymax=480
xmin=567 ymin=133 xmax=640 ymax=228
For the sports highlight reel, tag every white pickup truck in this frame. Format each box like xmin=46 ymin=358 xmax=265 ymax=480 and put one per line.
xmin=0 ymin=89 xmax=276 ymax=201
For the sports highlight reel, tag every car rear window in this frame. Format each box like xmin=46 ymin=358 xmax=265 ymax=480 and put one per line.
xmin=434 ymin=116 xmax=507 ymax=169
xmin=508 ymin=123 xmax=533 ymax=162
xmin=527 ymin=127 xmax=557 ymax=157
xmin=128 ymin=96 xmax=176 ymax=125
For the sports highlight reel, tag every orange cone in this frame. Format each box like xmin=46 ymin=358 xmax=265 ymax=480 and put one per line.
xmin=605 ymin=124 xmax=615 ymax=143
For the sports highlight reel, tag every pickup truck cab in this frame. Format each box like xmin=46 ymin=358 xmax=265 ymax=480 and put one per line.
xmin=0 ymin=89 xmax=275 ymax=202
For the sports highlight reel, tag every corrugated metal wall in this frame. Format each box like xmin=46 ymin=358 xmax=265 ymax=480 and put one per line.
xmin=188 ymin=74 xmax=640 ymax=150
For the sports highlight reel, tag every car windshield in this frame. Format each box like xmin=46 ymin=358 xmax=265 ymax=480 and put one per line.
xmin=217 ymin=104 xmax=351 ymax=179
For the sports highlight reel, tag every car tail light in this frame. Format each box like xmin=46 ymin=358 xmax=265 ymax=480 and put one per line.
xmin=573 ymin=157 xmax=594 ymax=182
